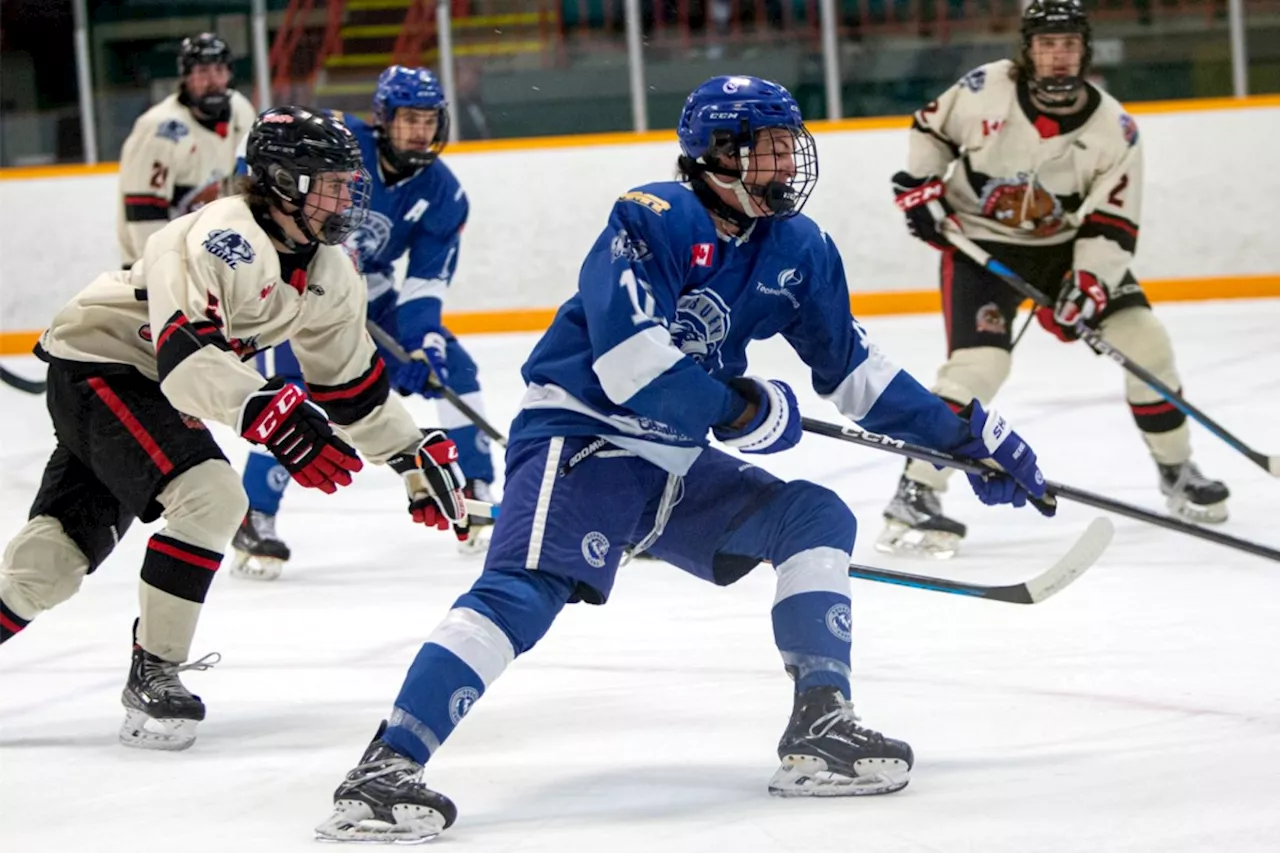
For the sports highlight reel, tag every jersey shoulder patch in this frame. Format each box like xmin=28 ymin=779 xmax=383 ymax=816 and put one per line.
xmin=155 ymin=119 xmax=190 ymax=143
xmin=202 ymin=228 xmax=256 ymax=269
xmin=1119 ymin=113 xmax=1139 ymax=146
xmin=619 ymin=190 xmax=672 ymax=216
xmin=960 ymin=67 xmax=987 ymax=93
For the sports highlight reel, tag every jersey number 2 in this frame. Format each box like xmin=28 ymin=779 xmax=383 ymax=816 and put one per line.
xmin=1107 ymin=175 xmax=1128 ymax=208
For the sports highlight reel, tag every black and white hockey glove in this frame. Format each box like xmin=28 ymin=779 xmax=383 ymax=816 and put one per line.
xmin=713 ymin=377 xmax=802 ymax=455
xmin=238 ymin=377 xmax=363 ymax=494
xmin=892 ymin=171 xmax=959 ymax=250
xmin=388 ymin=429 xmax=470 ymax=540
xmin=1036 ymin=270 xmax=1108 ymax=342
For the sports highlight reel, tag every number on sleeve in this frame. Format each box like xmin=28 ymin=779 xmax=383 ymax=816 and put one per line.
xmin=1107 ymin=174 xmax=1129 ymax=208
xmin=619 ymin=269 xmax=656 ymax=326
xmin=150 ymin=161 xmax=168 ymax=189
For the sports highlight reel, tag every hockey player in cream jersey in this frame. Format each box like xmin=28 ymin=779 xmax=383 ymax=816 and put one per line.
xmin=117 ymin=33 xmax=256 ymax=268
xmin=0 ymin=107 xmax=469 ymax=751
xmin=879 ymin=0 xmax=1228 ymax=558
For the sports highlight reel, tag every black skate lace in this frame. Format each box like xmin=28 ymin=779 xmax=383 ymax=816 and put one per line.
xmin=145 ymin=651 xmax=221 ymax=695
xmin=809 ymin=697 xmax=884 ymax=743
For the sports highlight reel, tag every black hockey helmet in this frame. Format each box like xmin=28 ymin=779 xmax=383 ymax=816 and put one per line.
xmin=244 ymin=107 xmax=372 ymax=246
xmin=1020 ymin=0 xmax=1092 ymax=104
xmin=178 ymin=33 xmax=233 ymax=117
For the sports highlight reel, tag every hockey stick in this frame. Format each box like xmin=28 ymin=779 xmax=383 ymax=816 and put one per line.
xmin=0 ymin=365 xmax=47 ymax=395
xmin=801 ymin=416 xmax=1280 ymax=563
xmin=943 ymin=225 xmax=1280 ymax=476
xmin=364 ymin=320 xmax=508 ymax=448
xmin=463 ymin=497 xmax=1107 ymax=604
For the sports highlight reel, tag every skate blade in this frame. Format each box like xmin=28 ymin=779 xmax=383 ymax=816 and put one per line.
xmin=315 ymin=800 xmax=446 ymax=844
xmin=229 ymin=550 xmax=284 ymax=581
xmin=768 ymin=754 xmax=910 ymax=797
xmin=119 ymin=708 xmax=199 ymax=751
xmin=1167 ymin=497 xmax=1228 ymax=525
xmin=874 ymin=521 xmax=960 ymax=560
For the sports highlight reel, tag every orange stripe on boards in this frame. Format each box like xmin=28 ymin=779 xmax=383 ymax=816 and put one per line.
xmin=5 ymin=95 xmax=1277 ymax=179
xmin=3 ymin=276 xmax=1276 ymax=354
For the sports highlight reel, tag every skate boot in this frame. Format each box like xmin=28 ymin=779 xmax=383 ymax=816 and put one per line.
xmin=458 ymin=479 xmax=496 ymax=556
xmin=316 ymin=721 xmax=458 ymax=843
xmin=876 ymin=473 xmax=967 ymax=559
xmin=1158 ymin=461 xmax=1229 ymax=524
xmin=120 ymin=628 xmax=220 ymax=751
xmin=229 ymin=510 xmax=290 ymax=580
xmin=769 ymin=686 xmax=913 ymax=797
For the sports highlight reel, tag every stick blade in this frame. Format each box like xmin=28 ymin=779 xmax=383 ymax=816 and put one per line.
xmin=1269 ymin=456 xmax=1280 ymax=477
xmin=1015 ymin=517 xmax=1114 ymax=604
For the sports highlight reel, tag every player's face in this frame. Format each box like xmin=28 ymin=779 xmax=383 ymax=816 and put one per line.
xmin=303 ymin=171 xmax=357 ymax=229
xmin=388 ymin=108 xmax=441 ymax=153
xmin=1029 ymin=33 xmax=1085 ymax=80
xmin=742 ymin=127 xmax=797 ymax=215
xmin=185 ymin=63 xmax=232 ymax=99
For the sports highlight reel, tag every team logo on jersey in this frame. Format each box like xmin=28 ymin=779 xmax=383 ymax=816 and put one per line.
xmin=202 ymin=229 xmax=256 ymax=269
xmin=137 ymin=324 xmax=153 ymax=343
xmin=581 ymin=531 xmax=610 ymax=568
xmin=179 ymin=413 xmax=207 ymax=431
xmin=976 ymin=302 xmax=1007 ymax=335
xmin=755 ymin=268 xmax=802 ymax=309
xmin=345 ymin=210 xmax=394 ymax=269
xmin=669 ymin=288 xmax=731 ymax=366
xmin=610 ymin=228 xmax=651 ymax=263
xmin=825 ymin=603 xmax=852 ymax=642
xmin=978 ymin=174 xmax=1064 ymax=237
xmin=961 ymin=68 xmax=986 ymax=93
xmin=448 ymin=687 xmax=481 ymax=724
xmin=1119 ymin=113 xmax=1139 ymax=147
xmin=619 ymin=191 xmax=671 ymax=215
xmin=155 ymin=119 xmax=189 ymax=143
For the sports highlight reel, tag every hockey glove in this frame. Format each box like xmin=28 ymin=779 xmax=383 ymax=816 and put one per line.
xmin=953 ymin=400 xmax=1055 ymax=517
xmin=392 ymin=330 xmax=449 ymax=399
xmin=892 ymin=171 xmax=959 ymax=250
xmin=388 ymin=429 xmax=470 ymax=540
xmin=1036 ymin=270 xmax=1108 ymax=343
xmin=238 ymin=377 xmax=363 ymax=494
xmin=713 ymin=376 xmax=802 ymax=455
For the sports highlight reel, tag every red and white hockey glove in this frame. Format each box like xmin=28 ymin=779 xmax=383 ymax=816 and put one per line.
xmin=388 ymin=429 xmax=470 ymax=540
xmin=1036 ymin=270 xmax=1108 ymax=342
xmin=892 ymin=171 xmax=959 ymax=250
xmin=238 ymin=377 xmax=363 ymax=493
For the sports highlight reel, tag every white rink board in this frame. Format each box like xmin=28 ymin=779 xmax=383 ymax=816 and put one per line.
xmin=2 ymin=105 xmax=1279 ymax=331
xmin=3 ymin=298 xmax=1280 ymax=852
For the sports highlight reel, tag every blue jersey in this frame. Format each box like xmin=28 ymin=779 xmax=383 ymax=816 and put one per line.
xmin=511 ymin=181 xmax=970 ymax=474
xmin=341 ymin=113 xmax=469 ymax=331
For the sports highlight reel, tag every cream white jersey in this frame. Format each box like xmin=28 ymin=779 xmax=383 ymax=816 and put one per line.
xmin=43 ymin=196 xmax=421 ymax=464
xmin=909 ymin=59 xmax=1141 ymax=290
xmin=117 ymin=90 xmax=257 ymax=267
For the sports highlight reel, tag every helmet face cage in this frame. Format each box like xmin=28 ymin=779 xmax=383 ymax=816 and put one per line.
xmin=678 ymin=76 xmax=819 ymax=219
xmin=373 ymin=65 xmax=449 ymax=170
xmin=1020 ymin=0 xmax=1092 ymax=103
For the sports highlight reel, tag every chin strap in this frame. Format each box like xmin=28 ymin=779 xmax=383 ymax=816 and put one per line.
xmin=375 ymin=129 xmax=435 ymax=178
xmin=252 ymin=200 xmax=316 ymax=252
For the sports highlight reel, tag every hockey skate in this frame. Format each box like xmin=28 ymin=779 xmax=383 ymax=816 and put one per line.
xmin=1158 ymin=461 xmax=1229 ymax=524
xmin=769 ymin=686 xmax=913 ymax=797
xmin=458 ymin=479 xmax=496 ymax=556
xmin=316 ymin=721 xmax=457 ymax=844
xmin=876 ymin=474 xmax=967 ymax=559
xmin=229 ymin=510 xmax=290 ymax=580
xmin=120 ymin=630 xmax=220 ymax=751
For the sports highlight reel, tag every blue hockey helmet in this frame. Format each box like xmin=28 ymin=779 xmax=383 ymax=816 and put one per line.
xmin=676 ymin=76 xmax=817 ymax=224
xmin=372 ymin=65 xmax=449 ymax=171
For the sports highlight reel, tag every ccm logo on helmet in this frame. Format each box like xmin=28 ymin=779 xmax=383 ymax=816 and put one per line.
xmin=708 ymin=112 xmax=740 ymax=120
xmin=894 ymin=182 xmax=946 ymax=211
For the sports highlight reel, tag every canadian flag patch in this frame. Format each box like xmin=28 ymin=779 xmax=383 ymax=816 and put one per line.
xmin=691 ymin=243 xmax=715 ymax=267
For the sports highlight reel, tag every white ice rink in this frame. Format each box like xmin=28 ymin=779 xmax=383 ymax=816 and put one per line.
xmin=2 ymin=299 xmax=1279 ymax=852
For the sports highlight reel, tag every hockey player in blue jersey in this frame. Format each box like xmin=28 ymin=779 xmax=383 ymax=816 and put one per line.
xmin=316 ymin=76 xmax=1055 ymax=842
xmin=233 ymin=67 xmax=496 ymax=577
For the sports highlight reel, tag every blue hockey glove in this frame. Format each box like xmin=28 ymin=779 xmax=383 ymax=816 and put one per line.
xmin=953 ymin=400 xmax=1055 ymax=517
xmin=713 ymin=376 xmax=802 ymax=455
xmin=392 ymin=330 xmax=448 ymax=399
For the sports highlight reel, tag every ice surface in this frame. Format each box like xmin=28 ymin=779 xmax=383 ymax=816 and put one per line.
xmin=3 ymin=300 xmax=1279 ymax=852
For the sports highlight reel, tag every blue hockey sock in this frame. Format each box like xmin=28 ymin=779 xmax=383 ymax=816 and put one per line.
xmin=242 ymin=450 xmax=290 ymax=516
xmin=771 ymin=547 xmax=853 ymax=697
xmin=448 ymin=424 xmax=495 ymax=484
